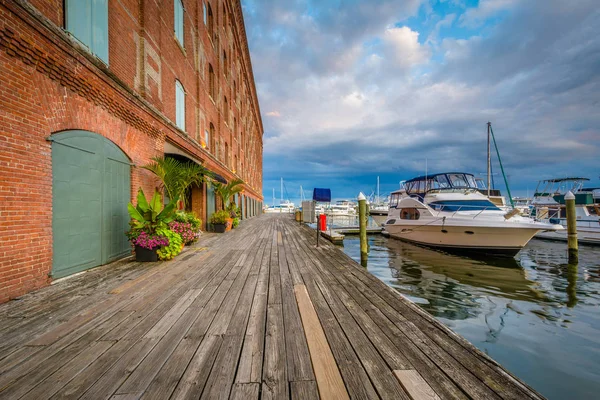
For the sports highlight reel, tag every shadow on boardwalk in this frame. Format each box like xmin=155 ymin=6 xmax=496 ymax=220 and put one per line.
xmin=0 ymin=215 xmax=543 ymax=399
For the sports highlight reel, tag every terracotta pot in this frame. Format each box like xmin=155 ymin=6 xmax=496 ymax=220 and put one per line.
xmin=225 ymin=218 xmax=233 ymax=232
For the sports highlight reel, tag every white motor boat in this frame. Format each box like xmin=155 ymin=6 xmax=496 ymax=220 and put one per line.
xmin=529 ymin=177 xmax=600 ymax=245
xmin=384 ymin=172 xmax=562 ymax=256
xmin=326 ymin=200 xmax=356 ymax=216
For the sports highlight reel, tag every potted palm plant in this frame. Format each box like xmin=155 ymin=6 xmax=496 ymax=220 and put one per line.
xmin=212 ymin=178 xmax=244 ymax=230
xmin=142 ymin=156 xmax=211 ymax=210
xmin=210 ymin=210 xmax=230 ymax=233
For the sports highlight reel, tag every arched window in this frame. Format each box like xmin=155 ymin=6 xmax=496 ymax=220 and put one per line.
xmin=223 ymin=51 xmax=228 ymax=80
xmin=225 ymin=142 xmax=229 ymax=167
xmin=207 ymin=2 xmax=214 ymax=42
xmin=208 ymin=64 xmax=215 ymax=100
xmin=175 ymin=80 xmax=185 ymax=131
xmin=209 ymin=122 xmax=215 ymax=152
xmin=224 ymin=96 xmax=228 ymax=125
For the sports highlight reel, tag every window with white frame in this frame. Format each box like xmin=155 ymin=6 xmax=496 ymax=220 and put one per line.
xmin=175 ymin=80 xmax=185 ymax=130
xmin=65 ymin=0 xmax=109 ymax=64
xmin=174 ymin=0 xmax=184 ymax=47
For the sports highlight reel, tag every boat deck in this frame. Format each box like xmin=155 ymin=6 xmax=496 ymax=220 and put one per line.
xmin=0 ymin=215 xmax=543 ymax=399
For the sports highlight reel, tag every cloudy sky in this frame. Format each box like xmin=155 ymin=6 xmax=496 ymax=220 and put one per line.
xmin=241 ymin=0 xmax=600 ymax=204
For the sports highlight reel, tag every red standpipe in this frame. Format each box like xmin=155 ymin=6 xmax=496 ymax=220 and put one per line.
xmin=319 ymin=214 xmax=327 ymax=231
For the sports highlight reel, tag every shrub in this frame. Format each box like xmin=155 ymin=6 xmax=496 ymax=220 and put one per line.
xmin=156 ymin=227 xmax=183 ymax=260
xmin=169 ymin=221 xmax=200 ymax=245
xmin=210 ymin=210 xmax=230 ymax=225
xmin=127 ymin=188 xmax=178 ymax=234
xmin=232 ymin=217 xmax=240 ymax=228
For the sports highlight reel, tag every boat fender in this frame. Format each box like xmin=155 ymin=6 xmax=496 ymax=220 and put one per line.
xmin=504 ymin=209 xmax=520 ymax=220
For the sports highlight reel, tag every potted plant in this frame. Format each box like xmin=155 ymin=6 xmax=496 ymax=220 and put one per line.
xmin=126 ymin=230 xmax=169 ymax=262
xmin=210 ymin=210 xmax=230 ymax=233
xmin=126 ymin=188 xmax=179 ymax=261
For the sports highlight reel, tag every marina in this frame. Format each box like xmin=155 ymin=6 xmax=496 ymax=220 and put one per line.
xmin=0 ymin=215 xmax=543 ymax=399
xmin=342 ymin=235 xmax=600 ymax=400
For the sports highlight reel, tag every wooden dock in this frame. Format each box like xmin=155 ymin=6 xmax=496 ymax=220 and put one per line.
xmin=0 ymin=214 xmax=543 ymax=399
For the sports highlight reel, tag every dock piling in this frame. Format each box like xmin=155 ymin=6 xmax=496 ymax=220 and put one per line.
xmin=565 ymin=190 xmax=578 ymax=263
xmin=358 ymin=192 xmax=368 ymax=267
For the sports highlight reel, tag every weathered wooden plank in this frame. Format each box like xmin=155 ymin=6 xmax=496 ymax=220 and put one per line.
xmin=200 ymin=334 xmax=245 ymax=400
xmin=139 ymin=337 xmax=202 ymax=400
xmin=51 ymin=339 xmax=140 ymax=400
xmin=290 ymin=380 xmax=320 ymax=400
xmin=77 ymin=338 xmax=159 ymax=400
xmin=143 ymin=288 xmax=203 ymax=339
xmin=235 ymin=240 xmax=270 ymax=384
xmin=0 ymin=309 xmax=133 ymax=397
xmin=170 ymin=335 xmax=223 ymax=399
xmin=230 ymin=382 xmax=260 ymax=400
xmin=394 ymin=370 xmax=441 ymax=400
xmin=262 ymin=303 xmax=288 ymax=400
xmin=19 ymin=340 xmax=114 ymax=400
xmin=280 ymin=247 xmax=315 ymax=382
xmin=294 ymin=284 xmax=349 ymax=400
xmin=285 ymin=236 xmax=379 ymax=399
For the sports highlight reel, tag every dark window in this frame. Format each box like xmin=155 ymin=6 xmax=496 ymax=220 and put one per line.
xmin=209 ymin=64 xmax=215 ymax=99
xmin=399 ymin=208 xmax=420 ymax=220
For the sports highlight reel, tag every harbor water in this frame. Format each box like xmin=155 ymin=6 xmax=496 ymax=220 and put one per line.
xmin=342 ymin=234 xmax=600 ymax=400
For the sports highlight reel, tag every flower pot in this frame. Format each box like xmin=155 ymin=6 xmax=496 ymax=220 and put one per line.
xmin=135 ymin=245 xmax=158 ymax=262
xmin=214 ymin=223 xmax=227 ymax=233
xmin=225 ymin=218 xmax=233 ymax=232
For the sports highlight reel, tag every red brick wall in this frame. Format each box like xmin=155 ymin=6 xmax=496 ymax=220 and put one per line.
xmin=0 ymin=0 xmax=263 ymax=303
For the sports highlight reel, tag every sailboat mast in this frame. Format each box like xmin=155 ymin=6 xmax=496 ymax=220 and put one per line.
xmin=377 ymin=176 xmax=380 ymax=204
xmin=487 ymin=122 xmax=491 ymax=196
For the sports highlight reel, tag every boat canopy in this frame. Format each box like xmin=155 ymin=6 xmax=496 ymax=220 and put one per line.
xmin=403 ymin=172 xmax=478 ymax=198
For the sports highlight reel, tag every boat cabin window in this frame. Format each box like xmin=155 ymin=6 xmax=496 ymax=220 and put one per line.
xmin=399 ymin=208 xmax=420 ymax=220
xmin=390 ymin=193 xmax=400 ymax=208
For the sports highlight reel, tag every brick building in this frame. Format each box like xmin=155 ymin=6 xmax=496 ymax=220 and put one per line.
xmin=0 ymin=0 xmax=264 ymax=303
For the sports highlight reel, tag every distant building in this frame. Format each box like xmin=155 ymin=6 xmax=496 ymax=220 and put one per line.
xmin=0 ymin=0 xmax=264 ymax=303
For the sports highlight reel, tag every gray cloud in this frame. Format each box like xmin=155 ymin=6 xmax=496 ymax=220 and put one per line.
xmin=243 ymin=0 xmax=600 ymax=198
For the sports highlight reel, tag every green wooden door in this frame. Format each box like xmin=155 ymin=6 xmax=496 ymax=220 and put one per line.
xmin=206 ymin=185 xmax=216 ymax=229
xmin=51 ymin=131 xmax=131 ymax=278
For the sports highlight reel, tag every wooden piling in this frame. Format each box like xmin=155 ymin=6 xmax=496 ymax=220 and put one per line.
xmin=358 ymin=192 xmax=368 ymax=266
xmin=565 ymin=190 xmax=578 ymax=263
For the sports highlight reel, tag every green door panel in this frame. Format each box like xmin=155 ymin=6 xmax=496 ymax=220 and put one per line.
xmin=206 ymin=185 xmax=216 ymax=229
xmin=51 ymin=130 xmax=131 ymax=279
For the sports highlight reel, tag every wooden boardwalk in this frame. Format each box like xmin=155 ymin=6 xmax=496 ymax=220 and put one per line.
xmin=0 ymin=214 xmax=543 ymax=399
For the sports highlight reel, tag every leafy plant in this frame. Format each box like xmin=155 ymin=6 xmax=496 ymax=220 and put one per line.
xmin=212 ymin=178 xmax=244 ymax=209
xmin=232 ymin=217 xmax=240 ymax=229
xmin=142 ymin=156 xmax=211 ymax=209
xmin=227 ymin=204 xmax=240 ymax=219
xmin=127 ymin=188 xmax=178 ymax=234
xmin=210 ymin=210 xmax=230 ymax=225
xmin=156 ymin=227 xmax=183 ymax=260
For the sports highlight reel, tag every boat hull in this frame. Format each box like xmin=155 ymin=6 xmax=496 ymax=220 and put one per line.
xmin=385 ymin=223 xmax=542 ymax=257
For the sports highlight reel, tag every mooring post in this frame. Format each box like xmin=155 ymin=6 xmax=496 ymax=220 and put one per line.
xmin=565 ymin=190 xmax=578 ymax=263
xmin=358 ymin=192 xmax=368 ymax=267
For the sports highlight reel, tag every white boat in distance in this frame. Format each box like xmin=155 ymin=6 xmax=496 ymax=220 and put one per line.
xmin=265 ymin=200 xmax=295 ymax=214
xmin=326 ymin=200 xmax=357 ymax=216
xmin=384 ymin=172 xmax=562 ymax=256
xmin=529 ymin=177 xmax=600 ymax=245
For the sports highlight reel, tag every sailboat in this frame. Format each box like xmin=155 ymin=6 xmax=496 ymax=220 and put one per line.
xmin=265 ymin=178 xmax=295 ymax=213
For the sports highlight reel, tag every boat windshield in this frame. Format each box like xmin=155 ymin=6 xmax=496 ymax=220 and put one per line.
xmin=404 ymin=173 xmax=478 ymax=198
xmin=429 ymin=200 xmax=500 ymax=212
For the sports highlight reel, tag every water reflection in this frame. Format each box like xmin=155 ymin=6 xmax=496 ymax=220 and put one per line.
xmin=342 ymin=236 xmax=600 ymax=400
